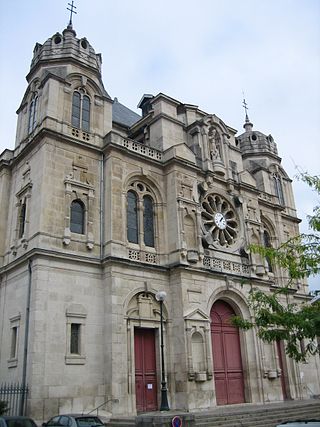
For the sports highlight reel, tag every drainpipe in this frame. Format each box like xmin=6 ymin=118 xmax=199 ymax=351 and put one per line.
xmin=20 ymin=258 xmax=32 ymax=415
xmin=100 ymin=153 xmax=105 ymax=261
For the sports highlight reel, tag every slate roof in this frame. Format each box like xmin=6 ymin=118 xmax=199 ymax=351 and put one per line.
xmin=112 ymin=98 xmax=141 ymax=127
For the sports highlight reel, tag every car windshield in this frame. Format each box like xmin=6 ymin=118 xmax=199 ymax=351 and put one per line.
xmin=5 ymin=419 xmax=37 ymax=427
xmin=75 ymin=418 xmax=103 ymax=427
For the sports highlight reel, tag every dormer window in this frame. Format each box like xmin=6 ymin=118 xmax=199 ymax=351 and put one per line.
xmin=72 ymin=90 xmax=90 ymax=132
xmin=28 ymin=95 xmax=38 ymax=134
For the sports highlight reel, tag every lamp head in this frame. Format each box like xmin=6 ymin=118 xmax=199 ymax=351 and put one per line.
xmin=155 ymin=291 xmax=167 ymax=302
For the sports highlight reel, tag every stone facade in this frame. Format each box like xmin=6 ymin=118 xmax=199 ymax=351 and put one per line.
xmin=0 ymin=24 xmax=319 ymax=421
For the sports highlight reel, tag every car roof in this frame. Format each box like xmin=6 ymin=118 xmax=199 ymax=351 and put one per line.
xmin=0 ymin=418 xmax=33 ymax=420
xmin=49 ymin=415 xmax=102 ymax=419
xmin=277 ymin=422 xmax=320 ymax=426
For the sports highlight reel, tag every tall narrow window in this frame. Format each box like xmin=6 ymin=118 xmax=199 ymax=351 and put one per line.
xmin=82 ymin=95 xmax=90 ymax=131
xmin=10 ymin=326 xmax=18 ymax=359
xmin=19 ymin=200 xmax=27 ymax=238
xmin=127 ymin=191 xmax=138 ymax=243
xmin=143 ymin=195 xmax=154 ymax=247
xmin=28 ymin=95 xmax=38 ymax=134
xmin=71 ymin=90 xmax=91 ymax=131
xmin=70 ymin=199 xmax=85 ymax=234
xmin=70 ymin=323 xmax=81 ymax=354
xmin=263 ymin=229 xmax=273 ymax=272
xmin=71 ymin=92 xmax=81 ymax=128
xmin=273 ymin=174 xmax=285 ymax=205
xmin=66 ymin=307 xmax=86 ymax=364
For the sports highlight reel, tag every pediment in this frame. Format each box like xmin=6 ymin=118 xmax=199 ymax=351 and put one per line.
xmin=184 ymin=308 xmax=209 ymax=322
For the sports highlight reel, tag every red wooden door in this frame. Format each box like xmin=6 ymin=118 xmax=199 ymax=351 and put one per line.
xmin=211 ymin=300 xmax=245 ymax=405
xmin=276 ymin=339 xmax=289 ymax=400
xmin=134 ymin=328 xmax=158 ymax=412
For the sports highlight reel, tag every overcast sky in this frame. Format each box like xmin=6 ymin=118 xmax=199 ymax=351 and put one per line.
xmin=0 ymin=0 xmax=319 ymax=290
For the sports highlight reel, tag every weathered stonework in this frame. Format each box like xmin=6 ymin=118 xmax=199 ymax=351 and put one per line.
xmin=0 ymin=23 xmax=319 ymax=422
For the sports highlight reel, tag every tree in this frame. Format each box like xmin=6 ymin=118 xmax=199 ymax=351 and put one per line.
xmin=233 ymin=173 xmax=320 ymax=363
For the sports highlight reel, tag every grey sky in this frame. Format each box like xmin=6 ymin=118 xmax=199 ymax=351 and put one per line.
xmin=0 ymin=0 xmax=319 ymax=289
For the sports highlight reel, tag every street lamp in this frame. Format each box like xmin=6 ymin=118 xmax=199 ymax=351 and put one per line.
xmin=155 ymin=290 xmax=170 ymax=411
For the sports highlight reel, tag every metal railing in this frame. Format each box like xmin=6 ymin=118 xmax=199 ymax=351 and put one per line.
xmin=0 ymin=383 xmax=29 ymax=415
xmin=86 ymin=398 xmax=119 ymax=416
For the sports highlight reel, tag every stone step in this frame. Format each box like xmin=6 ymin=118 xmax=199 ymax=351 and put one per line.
xmin=195 ymin=401 xmax=319 ymax=418
xmin=195 ymin=405 xmax=320 ymax=427
xmin=107 ymin=400 xmax=320 ymax=427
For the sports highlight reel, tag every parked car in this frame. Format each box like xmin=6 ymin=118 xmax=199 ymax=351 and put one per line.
xmin=276 ymin=421 xmax=320 ymax=426
xmin=42 ymin=415 xmax=104 ymax=427
xmin=0 ymin=416 xmax=38 ymax=427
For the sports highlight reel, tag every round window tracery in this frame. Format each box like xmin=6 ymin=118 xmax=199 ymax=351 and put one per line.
xmin=201 ymin=194 xmax=238 ymax=247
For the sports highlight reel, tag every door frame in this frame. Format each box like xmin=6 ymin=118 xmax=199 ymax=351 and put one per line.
xmin=125 ymin=291 xmax=170 ymax=413
xmin=134 ymin=327 xmax=158 ymax=412
xmin=210 ymin=299 xmax=246 ymax=405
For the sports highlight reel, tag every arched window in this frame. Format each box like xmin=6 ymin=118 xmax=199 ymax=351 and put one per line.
xmin=263 ymin=229 xmax=273 ymax=272
xmin=70 ymin=199 xmax=85 ymax=234
xmin=127 ymin=182 xmax=156 ymax=248
xmin=127 ymin=191 xmax=138 ymax=243
xmin=28 ymin=95 xmax=38 ymax=134
xmin=143 ymin=195 xmax=154 ymax=247
xmin=71 ymin=90 xmax=91 ymax=131
xmin=273 ymin=174 xmax=285 ymax=205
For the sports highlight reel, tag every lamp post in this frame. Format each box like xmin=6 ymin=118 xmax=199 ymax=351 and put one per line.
xmin=155 ymin=290 xmax=170 ymax=411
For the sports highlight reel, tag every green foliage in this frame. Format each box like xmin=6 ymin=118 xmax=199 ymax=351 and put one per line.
xmin=233 ymin=173 xmax=320 ymax=362
xmin=298 ymin=172 xmax=320 ymax=233
xmin=0 ymin=400 xmax=9 ymax=415
xmin=233 ymin=289 xmax=320 ymax=362
xmin=251 ymin=173 xmax=320 ymax=282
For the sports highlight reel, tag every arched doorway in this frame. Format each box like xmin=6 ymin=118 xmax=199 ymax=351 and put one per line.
xmin=210 ymin=300 xmax=245 ymax=405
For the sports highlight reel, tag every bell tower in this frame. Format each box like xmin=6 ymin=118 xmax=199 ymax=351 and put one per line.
xmin=15 ymin=18 xmax=113 ymax=149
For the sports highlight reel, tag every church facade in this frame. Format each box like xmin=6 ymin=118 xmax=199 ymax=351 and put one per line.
xmin=0 ymin=23 xmax=319 ymax=421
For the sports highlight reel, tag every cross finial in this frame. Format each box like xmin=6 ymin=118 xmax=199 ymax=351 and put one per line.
xmin=67 ymin=1 xmax=77 ymax=27
xmin=242 ymin=91 xmax=253 ymax=131
xmin=242 ymin=98 xmax=249 ymax=116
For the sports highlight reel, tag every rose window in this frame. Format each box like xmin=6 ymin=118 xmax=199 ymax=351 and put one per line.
xmin=201 ymin=194 xmax=238 ymax=247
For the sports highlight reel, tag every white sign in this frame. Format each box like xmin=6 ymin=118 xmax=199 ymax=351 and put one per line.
xmin=147 ymin=384 xmax=153 ymax=389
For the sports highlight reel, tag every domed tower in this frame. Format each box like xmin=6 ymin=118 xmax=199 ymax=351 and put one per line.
xmin=236 ymin=106 xmax=296 ymax=213
xmin=15 ymin=22 xmax=112 ymax=148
